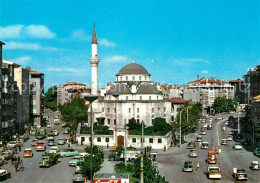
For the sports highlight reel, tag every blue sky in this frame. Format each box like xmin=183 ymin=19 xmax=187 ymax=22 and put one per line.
xmin=1 ymin=0 xmax=260 ymax=90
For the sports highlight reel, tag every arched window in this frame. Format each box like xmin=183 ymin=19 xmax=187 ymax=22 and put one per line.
xmin=133 ymin=76 xmax=135 ymax=80
xmin=145 ymin=76 xmax=147 ymax=80
xmin=149 ymin=96 xmax=151 ymax=100
xmin=139 ymin=76 xmax=141 ymax=80
xmin=140 ymin=96 xmax=142 ymax=100
xmin=126 ymin=76 xmax=128 ymax=81
xmin=120 ymin=76 xmax=122 ymax=81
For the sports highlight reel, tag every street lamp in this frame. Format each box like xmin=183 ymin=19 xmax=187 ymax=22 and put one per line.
xmin=179 ymin=106 xmax=190 ymax=146
xmin=83 ymin=94 xmax=99 ymax=183
xmin=112 ymin=93 xmax=119 ymax=146
xmin=237 ymin=102 xmax=240 ymax=135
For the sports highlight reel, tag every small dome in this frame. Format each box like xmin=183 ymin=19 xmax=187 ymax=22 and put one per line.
xmin=136 ymin=84 xmax=162 ymax=94
xmin=106 ymin=84 xmax=131 ymax=94
xmin=118 ymin=63 xmax=150 ymax=75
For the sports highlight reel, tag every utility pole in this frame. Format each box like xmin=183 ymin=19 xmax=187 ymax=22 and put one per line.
xmin=140 ymin=151 xmax=144 ymax=183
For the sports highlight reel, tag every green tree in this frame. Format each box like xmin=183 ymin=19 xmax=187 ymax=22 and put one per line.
xmin=58 ymin=97 xmax=88 ymax=133
xmin=154 ymin=117 xmax=172 ymax=132
xmin=81 ymin=146 xmax=104 ymax=178
xmin=213 ymin=97 xmax=237 ymax=113
xmin=44 ymin=86 xmax=57 ymax=111
xmin=127 ymin=118 xmax=142 ymax=131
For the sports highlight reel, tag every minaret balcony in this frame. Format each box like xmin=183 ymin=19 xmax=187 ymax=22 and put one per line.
xmin=90 ymin=56 xmax=100 ymax=64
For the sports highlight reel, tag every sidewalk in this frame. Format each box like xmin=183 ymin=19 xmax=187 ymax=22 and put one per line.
xmin=96 ymin=159 xmax=116 ymax=174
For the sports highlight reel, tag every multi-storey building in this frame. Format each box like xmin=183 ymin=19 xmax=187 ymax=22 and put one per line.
xmin=57 ymin=82 xmax=89 ymax=106
xmin=229 ymin=79 xmax=246 ymax=104
xmin=186 ymin=76 xmax=234 ymax=114
xmin=0 ymin=41 xmax=4 ymax=141
xmin=243 ymin=65 xmax=260 ymax=104
xmin=27 ymin=69 xmax=44 ymax=126
xmin=251 ymin=95 xmax=260 ymax=146
xmin=14 ymin=67 xmax=30 ymax=131
xmin=2 ymin=60 xmax=19 ymax=138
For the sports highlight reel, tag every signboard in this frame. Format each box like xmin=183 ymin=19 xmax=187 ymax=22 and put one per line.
xmin=94 ymin=180 xmax=121 ymax=183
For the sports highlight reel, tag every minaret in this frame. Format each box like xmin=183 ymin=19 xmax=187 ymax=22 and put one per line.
xmin=89 ymin=24 xmax=100 ymax=95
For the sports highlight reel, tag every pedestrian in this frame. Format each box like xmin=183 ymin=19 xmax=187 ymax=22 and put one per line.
xmin=17 ymin=156 xmax=20 ymax=164
xmin=196 ymin=162 xmax=200 ymax=171
xmin=163 ymin=145 xmax=166 ymax=152
xmin=199 ymin=142 xmax=202 ymax=148
xmin=15 ymin=162 xmax=18 ymax=172
xmin=19 ymin=144 xmax=21 ymax=152
xmin=20 ymin=160 xmax=24 ymax=171
xmin=107 ymin=142 xmax=109 ymax=149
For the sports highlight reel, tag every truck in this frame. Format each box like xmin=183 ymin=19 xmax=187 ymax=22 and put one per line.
xmin=208 ymin=151 xmax=217 ymax=164
xmin=39 ymin=153 xmax=60 ymax=168
xmin=36 ymin=128 xmax=46 ymax=139
xmin=208 ymin=164 xmax=221 ymax=179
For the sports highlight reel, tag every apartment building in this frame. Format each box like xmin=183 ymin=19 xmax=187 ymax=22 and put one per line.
xmin=229 ymin=79 xmax=246 ymax=104
xmin=186 ymin=76 xmax=234 ymax=114
xmin=27 ymin=69 xmax=44 ymax=126
xmin=0 ymin=42 xmax=4 ymax=140
xmin=57 ymin=82 xmax=88 ymax=106
xmin=251 ymin=95 xmax=260 ymax=146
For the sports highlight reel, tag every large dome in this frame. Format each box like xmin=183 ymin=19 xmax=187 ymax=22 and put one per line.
xmin=118 ymin=63 xmax=150 ymax=75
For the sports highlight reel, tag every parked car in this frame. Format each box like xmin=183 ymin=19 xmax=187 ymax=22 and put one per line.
xmin=49 ymin=146 xmax=60 ymax=153
xmin=187 ymin=142 xmax=196 ymax=149
xmin=72 ymin=173 xmax=84 ymax=182
xmin=253 ymin=148 xmax=260 ymax=157
xmin=31 ymin=139 xmax=38 ymax=146
xmin=233 ymin=142 xmax=243 ymax=150
xmin=1 ymin=151 xmax=13 ymax=160
xmin=57 ymin=138 xmax=65 ymax=145
xmin=59 ymin=149 xmax=79 ymax=157
xmin=69 ymin=155 xmax=84 ymax=167
xmin=189 ymin=149 xmax=198 ymax=158
xmin=7 ymin=141 xmax=17 ymax=148
xmin=250 ymin=161 xmax=259 ymax=170
xmin=52 ymin=130 xmax=59 ymax=136
xmin=23 ymin=148 xmax=33 ymax=158
xmin=182 ymin=161 xmax=193 ymax=172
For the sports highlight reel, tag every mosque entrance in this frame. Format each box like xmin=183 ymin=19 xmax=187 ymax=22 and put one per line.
xmin=117 ymin=136 xmax=124 ymax=147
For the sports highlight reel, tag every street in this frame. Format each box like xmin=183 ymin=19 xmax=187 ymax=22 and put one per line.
xmin=157 ymin=114 xmax=260 ymax=183
xmin=1 ymin=110 xmax=85 ymax=183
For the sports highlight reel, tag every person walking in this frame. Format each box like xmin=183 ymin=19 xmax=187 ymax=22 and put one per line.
xmin=196 ymin=162 xmax=200 ymax=171
xmin=18 ymin=144 xmax=21 ymax=152
xmin=20 ymin=160 xmax=24 ymax=171
xmin=15 ymin=162 xmax=18 ymax=172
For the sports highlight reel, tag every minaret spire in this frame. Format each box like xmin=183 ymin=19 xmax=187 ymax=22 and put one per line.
xmin=91 ymin=23 xmax=98 ymax=44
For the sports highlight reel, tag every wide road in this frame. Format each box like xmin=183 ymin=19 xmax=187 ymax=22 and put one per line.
xmin=1 ymin=110 xmax=85 ymax=183
xmin=157 ymin=114 xmax=260 ymax=183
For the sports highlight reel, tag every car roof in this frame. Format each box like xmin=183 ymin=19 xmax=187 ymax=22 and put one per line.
xmin=252 ymin=161 xmax=259 ymax=164
xmin=25 ymin=148 xmax=32 ymax=151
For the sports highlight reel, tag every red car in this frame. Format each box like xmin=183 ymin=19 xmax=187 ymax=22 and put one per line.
xmin=23 ymin=148 xmax=33 ymax=157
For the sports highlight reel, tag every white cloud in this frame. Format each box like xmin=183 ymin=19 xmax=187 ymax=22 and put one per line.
xmin=99 ymin=38 xmax=116 ymax=47
xmin=5 ymin=41 xmax=61 ymax=51
xmin=103 ymin=55 xmax=128 ymax=63
xmin=12 ymin=56 xmax=31 ymax=65
xmin=47 ymin=67 xmax=84 ymax=74
xmin=71 ymin=29 xmax=91 ymax=41
xmin=0 ymin=25 xmax=23 ymax=39
xmin=25 ymin=25 xmax=56 ymax=39
xmin=0 ymin=24 xmax=56 ymax=39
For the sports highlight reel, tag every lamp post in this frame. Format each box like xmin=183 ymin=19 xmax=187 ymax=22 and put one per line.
xmin=84 ymin=94 xmax=99 ymax=183
xmin=179 ymin=106 xmax=190 ymax=146
xmin=112 ymin=93 xmax=119 ymax=146
xmin=237 ymin=103 xmax=240 ymax=134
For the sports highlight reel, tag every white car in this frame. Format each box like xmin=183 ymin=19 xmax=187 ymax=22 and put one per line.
xmin=47 ymin=123 xmax=52 ymax=128
xmin=233 ymin=142 xmax=242 ymax=150
xmin=189 ymin=149 xmax=198 ymax=158
xmin=7 ymin=141 xmax=18 ymax=148
xmin=196 ymin=136 xmax=203 ymax=142
xmin=49 ymin=146 xmax=60 ymax=153
xmin=227 ymin=136 xmax=233 ymax=141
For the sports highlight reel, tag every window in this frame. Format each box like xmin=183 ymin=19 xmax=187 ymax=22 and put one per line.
xmin=126 ymin=76 xmax=128 ymax=81
xmin=114 ymin=108 xmax=116 ymax=113
xmin=137 ymin=119 xmax=140 ymax=123
xmin=139 ymin=76 xmax=141 ymax=80
xmin=129 ymin=108 xmax=131 ymax=113
xmin=137 ymin=108 xmax=139 ymax=113
xmin=132 ymin=138 xmax=136 ymax=143
xmin=157 ymin=96 xmax=159 ymax=100
xmin=105 ymin=138 xmax=109 ymax=142
xmin=140 ymin=96 xmax=142 ymax=100
xmin=126 ymin=96 xmax=128 ymax=100
xmin=145 ymin=76 xmax=147 ymax=80
xmin=89 ymin=137 xmax=91 ymax=142
xmin=152 ymin=108 xmax=154 ymax=113
xmin=164 ymin=107 xmax=166 ymax=112
xmin=114 ymin=119 xmax=116 ymax=125
xmin=120 ymin=76 xmax=122 ymax=81
xmin=97 ymin=137 xmax=101 ymax=142
xmin=108 ymin=119 xmax=110 ymax=125
xmin=158 ymin=138 xmax=162 ymax=143
xmin=133 ymin=76 xmax=135 ymax=80
xmin=102 ymin=108 xmax=104 ymax=112
xmin=152 ymin=119 xmax=155 ymax=125
xmin=149 ymin=96 xmax=151 ymax=100
xmin=149 ymin=138 xmax=153 ymax=143
xmin=108 ymin=108 xmax=110 ymax=113
xmin=158 ymin=107 xmax=160 ymax=111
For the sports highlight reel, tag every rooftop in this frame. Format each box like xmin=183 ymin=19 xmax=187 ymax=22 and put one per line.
xmin=229 ymin=79 xmax=244 ymax=83
xmin=117 ymin=62 xmax=150 ymax=75
xmin=94 ymin=173 xmax=129 ymax=179
xmin=169 ymin=97 xmax=187 ymax=104
xmin=189 ymin=77 xmax=228 ymax=84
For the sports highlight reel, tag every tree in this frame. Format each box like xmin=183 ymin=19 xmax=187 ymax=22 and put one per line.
xmin=213 ymin=97 xmax=237 ymax=113
xmin=44 ymin=86 xmax=57 ymax=111
xmin=154 ymin=117 xmax=172 ymax=132
xmin=81 ymin=146 xmax=104 ymax=178
xmin=127 ymin=118 xmax=142 ymax=131
xmin=58 ymin=97 xmax=88 ymax=133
